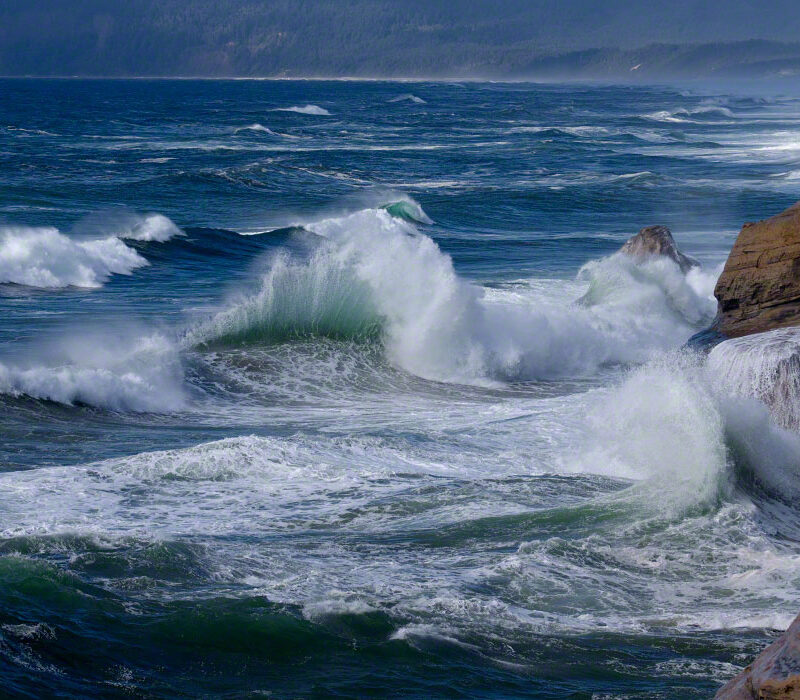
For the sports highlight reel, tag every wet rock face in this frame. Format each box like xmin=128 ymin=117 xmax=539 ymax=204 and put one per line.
xmin=716 ymin=612 xmax=800 ymax=699
xmin=714 ymin=201 xmax=800 ymax=338
xmin=619 ymin=225 xmax=699 ymax=273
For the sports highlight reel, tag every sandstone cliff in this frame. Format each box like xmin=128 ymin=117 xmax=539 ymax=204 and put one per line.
xmin=713 ymin=202 xmax=800 ymax=338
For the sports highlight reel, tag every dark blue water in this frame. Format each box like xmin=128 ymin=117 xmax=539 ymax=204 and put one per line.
xmin=1 ymin=79 xmax=800 ymax=698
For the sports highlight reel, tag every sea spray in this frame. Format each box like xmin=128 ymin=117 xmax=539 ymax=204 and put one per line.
xmin=0 ymin=226 xmax=148 ymax=288
xmin=0 ymin=331 xmax=185 ymax=411
xmin=707 ymin=328 xmax=800 ymax=430
xmin=190 ymin=207 xmax=720 ymax=385
xmin=0 ymin=214 xmax=182 ymax=288
xmin=577 ymin=253 xmax=718 ymax=326
xmin=572 ymin=353 xmax=732 ymax=512
xmin=573 ymin=346 xmax=800 ymax=511
xmin=185 ymin=248 xmax=383 ymax=346
xmin=116 ymin=213 xmax=183 ymax=242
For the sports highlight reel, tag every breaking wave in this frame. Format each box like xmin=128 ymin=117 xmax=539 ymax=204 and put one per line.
xmin=0 ymin=214 xmax=181 ymax=288
xmin=188 ymin=205 xmax=719 ymax=385
xmin=0 ymin=332 xmax=185 ymax=412
xmin=0 ymin=226 xmax=147 ymax=288
xmin=273 ymin=105 xmax=331 ymax=116
xmin=115 ymin=213 xmax=183 ymax=242
xmin=643 ymin=105 xmax=736 ymax=123
xmin=233 ymin=124 xmax=296 ymax=138
xmin=381 ymin=199 xmax=433 ymax=224
xmin=575 ymin=354 xmax=731 ymax=511
xmin=388 ymin=94 xmax=426 ymax=104
xmin=234 ymin=123 xmax=278 ymax=135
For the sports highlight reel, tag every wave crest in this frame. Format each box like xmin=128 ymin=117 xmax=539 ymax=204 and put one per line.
xmin=388 ymin=94 xmax=426 ymax=104
xmin=0 ymin=333 xmax=185 ymax=412
xmin=273 ymin=105 xmax=331 ymax=116
xmin=0 ymin=226 xmax=147 ymax=288
xmin=189 ymin=207 xmax=718 ymax=385
xmin=0 ymin=214 xmax=181 ymax=288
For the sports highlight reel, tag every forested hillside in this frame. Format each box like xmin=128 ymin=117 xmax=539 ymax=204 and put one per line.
xmin=2 ymin=0 xmax=800 ymax=78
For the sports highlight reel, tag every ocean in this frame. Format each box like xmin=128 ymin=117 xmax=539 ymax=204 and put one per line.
xmin=1 ymin=78 xmax=800 ymax=698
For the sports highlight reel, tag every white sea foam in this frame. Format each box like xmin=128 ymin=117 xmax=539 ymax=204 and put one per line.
xmin=115 ymin=213 xmax=183 ymax=242
xmin=192 ymin=206 xmax=717 ymax=385
xmin=273 ymin=104 xmax=331 ymax=116
xmin=573 ymin=355 xmax=730 ymax=508
xmin=232 ymin=123 xmax=297 ymax=138
xmin=642 ymin=105 xmax=736 ymax=123
xmin=0 ymin=214 xmax=181 ymax=287
xmin=234 ymin=123 xmax=278 ymax=135
xmin=388 ymin=93 xmax=426 ymax=104
xmin=707 ymin=328 xmax=800 ymax=430
xmin=0 ymin=332 xmax=185 ymax=412
xmin=3 ymin=399 xmax=799 ymax=641
xmin=570 ymin=343 xmax=800 ymax=511
xmin=0 ymin=226 xmax=147 ymax=288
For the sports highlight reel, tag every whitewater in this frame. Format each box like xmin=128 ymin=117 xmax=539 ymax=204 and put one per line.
xmin=2 ymin=78 xmax=800 ymax=699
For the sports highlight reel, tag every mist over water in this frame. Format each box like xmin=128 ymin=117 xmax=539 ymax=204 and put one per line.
xmin=2 ymin=79 xmax=800 ymax=698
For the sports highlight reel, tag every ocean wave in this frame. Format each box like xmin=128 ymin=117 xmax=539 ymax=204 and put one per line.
xmin=273 ymin=105 xmax=331 ymax=116
xmin=508 ymin=125 xmax=612 ymax=137
xmin=381 ymin=199 xmax=433 ymax=224
xmin=233 ymin=123 xmax=297 ymax=138
xmin=388 ymin=94 xmax=426 ymax=104
xmin=185 ymin=248 xmax=383 ymax=346
xmin=577 ymin=254 xmax=719 ymax=326
xmin=187 ymin=205 xmax=718 ymax=385
xmin=115 ymin=213 xmax=183 ymax=242
xmin=0 ymin=332 xmax=185 ymax=412
xmin=574 ymin=354 xmax=730 ymax=509
xmin=642 ymin=105 xmax=736 ymax=123
xmin=234 ymin=123 xmax=278 ymax=135
xmin=0 ymin=226 xmax=147 ymax=288
xmin=6 ymin=126 xmax=58 ymax=136
xmin=609 ymin=170 xmax=662 ymax=186
xmin=0 ymin=214 xmax=182 ymax=288
xmin=248 ymin=195 xmax=433 ymax=234
xmin=573 ymin=341 xmax=800 ymax=515
xmin=770 ymin=169 xmax=800 ymax=180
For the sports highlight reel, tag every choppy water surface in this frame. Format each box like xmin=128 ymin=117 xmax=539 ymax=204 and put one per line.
xmin=2 ymin=79 xmax=800 ymax=698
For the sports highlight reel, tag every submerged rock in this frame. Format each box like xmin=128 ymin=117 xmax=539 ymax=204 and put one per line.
xmin=619 ymin=224 xmax=698 ymax=273
xmin=714 ymin=201 xmax=800 ymax=338
xmin=716 ymin=612 xmax=800 ymax=699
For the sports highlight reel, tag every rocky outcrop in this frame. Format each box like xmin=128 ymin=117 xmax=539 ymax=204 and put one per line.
xmin=713 ymin=201 xmax=800 ymax=338
xmin=706 ymin=204 xmax=800 ymax=698
xmin=716 ymin=613 xmax=800 ymax=699
xmin=619 ymin=224 xmax=698 ymax=273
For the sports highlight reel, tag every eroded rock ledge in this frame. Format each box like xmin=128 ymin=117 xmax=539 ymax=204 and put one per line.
xmin=704 ymin=200 xmax=800 ymax=697
xmin=715 ymin=613 xmax=800 ymax=699
xmin=713 ymin=201 xmax=800 ymax=338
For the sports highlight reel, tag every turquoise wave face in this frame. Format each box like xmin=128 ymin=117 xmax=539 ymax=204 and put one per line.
xmin=2 ymin=79 xmax=800 ymax=698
